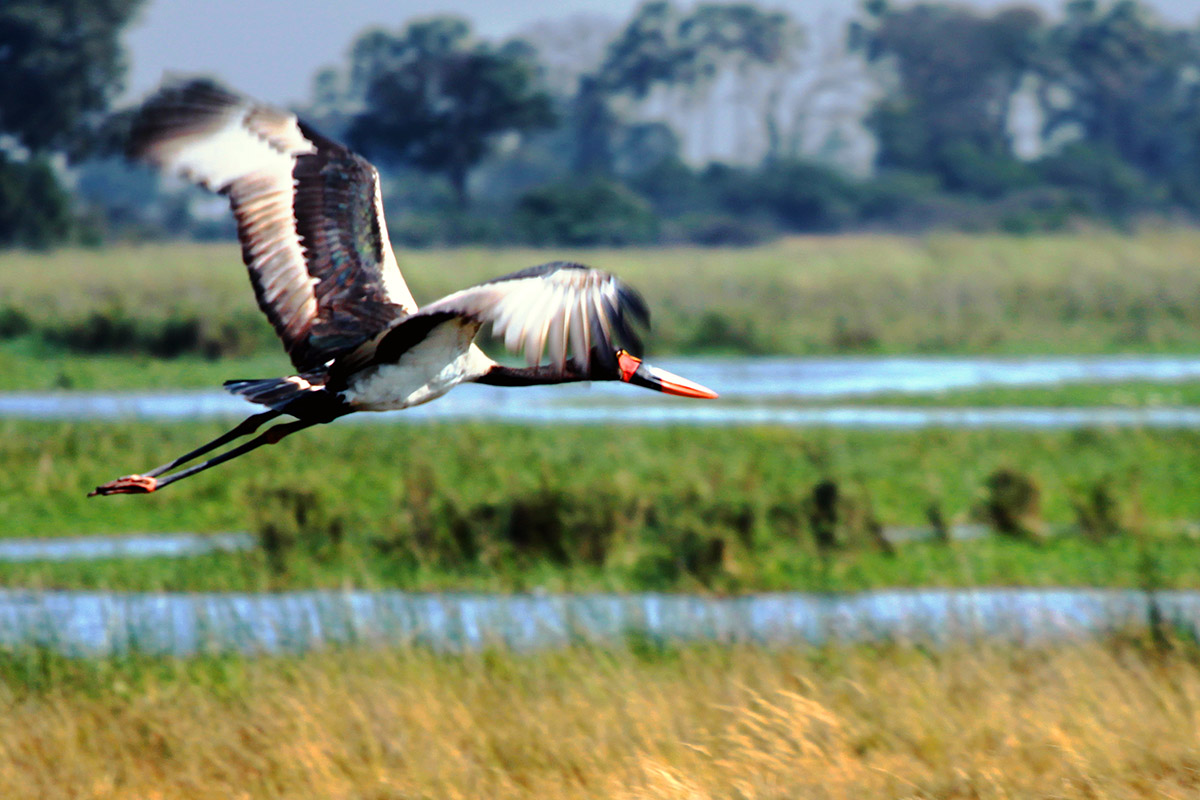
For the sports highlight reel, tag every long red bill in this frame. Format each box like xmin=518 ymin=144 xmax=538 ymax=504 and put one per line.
xmin=617 ymin=351 xmax=719 ymax=399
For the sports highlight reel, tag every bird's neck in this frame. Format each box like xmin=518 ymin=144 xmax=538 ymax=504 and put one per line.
xmin=474 ymin=363 xmax=589 ymax=387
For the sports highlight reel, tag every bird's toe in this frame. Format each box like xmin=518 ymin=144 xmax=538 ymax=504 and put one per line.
xmin=88 ymin=475 xmax=158 ymax=497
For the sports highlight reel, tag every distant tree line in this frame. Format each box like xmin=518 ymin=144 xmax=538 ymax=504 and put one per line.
xmin=5 ymin=0 xmax=1200 ymax=248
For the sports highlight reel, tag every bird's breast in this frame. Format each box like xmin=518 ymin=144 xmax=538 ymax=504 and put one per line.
xmin=338 ymin=320 xmax=488 ymax=411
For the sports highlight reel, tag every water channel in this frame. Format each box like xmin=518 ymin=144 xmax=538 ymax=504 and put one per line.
xmin=5 ymin=355 xmax=1200 ymax=428
xmin=0 ymin=588 xmax=1193 ymax=656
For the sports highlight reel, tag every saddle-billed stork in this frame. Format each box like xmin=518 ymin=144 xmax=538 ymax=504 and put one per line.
xmin=90 ymin=79 xmax=717 ymax=497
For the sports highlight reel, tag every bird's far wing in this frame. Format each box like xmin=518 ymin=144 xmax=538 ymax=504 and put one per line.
xmin=128 ymin=79 xmax=418 ymax=372
xmin=413 ymin=262 xmax=650 ymax=371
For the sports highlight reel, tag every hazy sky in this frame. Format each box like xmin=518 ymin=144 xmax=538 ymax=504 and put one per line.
xmin=121 ymin=0 xmax=1200 ymax=106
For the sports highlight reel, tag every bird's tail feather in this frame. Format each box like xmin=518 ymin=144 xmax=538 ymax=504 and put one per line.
xmin=223 ymin=373 xmax=338 ymax=418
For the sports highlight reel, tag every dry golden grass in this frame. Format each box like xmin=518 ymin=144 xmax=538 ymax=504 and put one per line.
xmin=3 ymin=641 xmax=1200 ymax=799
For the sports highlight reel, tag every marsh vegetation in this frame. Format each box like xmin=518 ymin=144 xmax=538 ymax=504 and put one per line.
xmin=5 ymin=232 xmax=1200 ymax=391
xmin=1 ymin=420 xmax=1196 ymax=593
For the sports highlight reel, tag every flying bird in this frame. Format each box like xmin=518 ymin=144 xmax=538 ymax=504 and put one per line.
xmin=90 ymin=79 xmax=717 ymax=497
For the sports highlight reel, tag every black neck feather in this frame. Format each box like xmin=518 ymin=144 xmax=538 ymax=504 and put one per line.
xmin=475 ymin=364 xmax=589 ymax=387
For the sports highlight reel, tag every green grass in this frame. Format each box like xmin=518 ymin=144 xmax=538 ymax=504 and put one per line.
xmin=1 ymin=526 xmax=1197 ymax=594
xmin=2 ymin=419 xmax=1199 ymax=593
xmin=17 ymin=420 xmax=1199 ymax=534
xmin=0 ymin=336 xmax=291 ymax=391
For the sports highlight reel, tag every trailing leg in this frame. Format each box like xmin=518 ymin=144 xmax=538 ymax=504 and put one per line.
xmin=88 ymin=412 xmax=316 ymax=497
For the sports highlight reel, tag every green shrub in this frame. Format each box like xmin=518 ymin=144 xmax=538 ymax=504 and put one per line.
xmin=674 ymin=214 xmax=770 ymax=246
xmin=245 ymin=486 xmax=345 ymax=575
xmin=706 ymin=160 xmax=860 ymax=233
xmin=979 ymin=468 xmax=1042 ymax=539
xmin=0 ymin=305 xmax=32 ymax=338
xmin=684 ymin=311 xmax=767 ymax=354
xmin=0 ymin=155 xmax=73 ymax=250
xmin=806 ymin=480 xmax=841 ymax=551
xmin=1037 ymin=143 xmax=1158 ymax=220
xmin=515 ymin=179 xmax=658 ymax=246
xmin=1071 ymin=480 xmax=1123 ymax=542
xmin=937 ymin=141 xmax=1038 ymax=199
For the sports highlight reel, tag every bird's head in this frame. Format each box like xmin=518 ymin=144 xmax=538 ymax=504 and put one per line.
xmin=609 ymin=349 xmax=718 ymax=399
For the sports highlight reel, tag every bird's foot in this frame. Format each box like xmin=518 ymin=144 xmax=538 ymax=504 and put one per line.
xmin=88 ymin=474 xmax=158 ymax=497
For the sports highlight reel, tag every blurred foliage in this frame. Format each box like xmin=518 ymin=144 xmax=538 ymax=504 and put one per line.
xmin=9 ymin=0 xmax=1200 ymax=249
xmin=0 ymin=0 xmax=144 ymax=248
xmin=860 ymin=0 xmax=1200 ymax=225
xmin=345 ymin=17 xmax=555 ymax=207
xmin=598 ymin=1 xmax=799 ymax=98
xmin=316 ymin=0 xmax=1200 ymax=245
xmin=861 ymin=4 xmax=1042 ymax=194
xmin=0 ymin=0 xmax=144 ymax=155
xmin=0 ymin=155 xmax=74 ymax=249
xmin=514 ymin=178 xmax=659 ymax=245
xmin=979 ymin=468 xmax=1043 ymax=540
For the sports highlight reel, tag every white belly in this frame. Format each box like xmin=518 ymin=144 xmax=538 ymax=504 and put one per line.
xmin=340 ymin=322 xmax=490 ymax=411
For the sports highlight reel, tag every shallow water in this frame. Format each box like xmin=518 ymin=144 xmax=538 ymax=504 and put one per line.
xmin=0 ymin=524 xmax=996 ymax=563
xmin=5 ymin=355 xmax=1200 ymax=429
xmin=1 ymin=588 xmax=1194 ymax=656
xmin=0 ymin=532 xmax=253 ymax=561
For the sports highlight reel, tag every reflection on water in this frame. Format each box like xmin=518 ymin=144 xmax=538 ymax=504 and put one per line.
xmin=1 ymin=588 xmax=1195 ymax=656
xmin=4 ymin=356 xmax=1200 ymax=429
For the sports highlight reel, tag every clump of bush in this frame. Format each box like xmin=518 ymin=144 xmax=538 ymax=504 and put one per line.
xmin=1071 ymin=479 xmax=1124 ymax=542
xmin=514 ymin=178 xmax=659 ymax=246
xmin=684 ymin=311 xmax=767 ymax=354
xmin=42 ymin=306 xmax=268 ymax=359
xmin=629 ymin=527 xmax=728 ymax=589
xmin=806 ymin=479 xmax=841 ymax=551
xmin=666 ymin=213 xmax=772 ymax=246
xmin=926 ymin=501 xmax=951 ymax=545
xmin=0 ymin=155 xmax=74 ymax=249
xmin=798 ymin=479 xmax=894 ymax=555
xmin=245 ymin=486 xmax=345 ymax=575
xmin=978 ymin=468 xmax=1042 ymax=539
xmin=381 ymin=478 xmax=625 ymax=570
xmin=378 ymin=472 xmax=778 ymax=589
xmin=0 ymin=305 xmax=31 ymax=338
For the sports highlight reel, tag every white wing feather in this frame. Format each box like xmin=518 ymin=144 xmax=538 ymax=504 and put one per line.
xmin=414 ymin=264 xmax=646 ymax=372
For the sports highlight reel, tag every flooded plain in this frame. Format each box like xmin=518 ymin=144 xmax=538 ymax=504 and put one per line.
xmin=10 ymin=355 xmax=1200 ymax=654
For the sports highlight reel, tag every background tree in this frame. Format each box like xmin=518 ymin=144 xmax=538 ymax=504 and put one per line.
xmin=0 ymin=0 xmax=144 ymax=154
xmin=598 ymin=2 xmax=803 ymax=163
xmin=862 ymin=2 xmax=1044 ymax=196
xmin=0 ymin=0 xmax=145 ymax=246
xmin=1039 ymin=0 xmax=1200 ymax=211
xmin=346 ymin=18 xmax=555 ymax=208
xmin=598 ymin=1 xmax=683 ymax=99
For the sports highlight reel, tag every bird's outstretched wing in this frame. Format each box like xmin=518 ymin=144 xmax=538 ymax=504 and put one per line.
xmin=355 ymin=262 xmax=649 ymax=373
xmin=128 ymin=79 xmax=417 ymax=371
